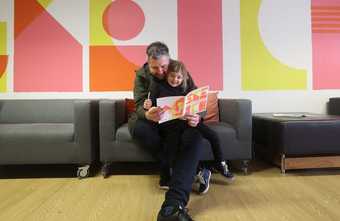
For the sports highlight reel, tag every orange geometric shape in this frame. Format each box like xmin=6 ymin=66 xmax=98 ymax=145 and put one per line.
xmin=90 ymin=46 xmax=139 ymax=91
xmin=0 ymin=55 xmax=8 ymax=78
xmin=15 ymin=0 xmax=46 ymax=39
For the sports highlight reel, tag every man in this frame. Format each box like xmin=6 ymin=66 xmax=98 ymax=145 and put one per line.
xmin=128 ymin=42 xmax=211 ymax=221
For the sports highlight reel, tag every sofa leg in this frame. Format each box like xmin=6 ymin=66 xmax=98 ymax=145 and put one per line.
xmin=77 ymin=165 xmax=90 ymax=179
xmin=241 ymin=160 xmax=250 ymax=175
xmin=102 ymin=163 xmax=111 ymax=178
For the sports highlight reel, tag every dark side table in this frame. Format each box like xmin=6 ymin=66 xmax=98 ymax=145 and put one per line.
xmin=253 ymin=113 xmax=340 ymax=173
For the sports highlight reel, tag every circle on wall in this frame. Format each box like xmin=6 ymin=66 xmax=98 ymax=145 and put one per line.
xmin=103 ymin=0 xmax=145 ymax=41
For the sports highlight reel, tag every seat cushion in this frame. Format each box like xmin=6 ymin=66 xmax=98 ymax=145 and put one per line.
xmin=0 ymin=123 xmax=74 ymax=143
xmin=116 ymin=123 xmax=133 ymax=142
xmin=116 ymin=122 xmax=236 ymax=142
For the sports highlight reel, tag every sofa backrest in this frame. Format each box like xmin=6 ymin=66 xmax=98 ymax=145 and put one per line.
xmin=0 ymin=100 xmax=74 ymax=123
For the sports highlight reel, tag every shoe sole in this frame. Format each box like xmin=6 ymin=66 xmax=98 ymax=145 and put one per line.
xmin=159 ymin=185 xmax=170 ymax=190
xmin=199 ymin=170 xmax=211 ymax=195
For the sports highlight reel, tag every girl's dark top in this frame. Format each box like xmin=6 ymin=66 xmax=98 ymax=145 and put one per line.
xmin=149 ymin=77 xmax=197 ymax=107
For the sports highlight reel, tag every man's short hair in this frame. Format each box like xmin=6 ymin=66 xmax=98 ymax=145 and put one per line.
xmin=146 ymin=41 xmax=169 ymax=59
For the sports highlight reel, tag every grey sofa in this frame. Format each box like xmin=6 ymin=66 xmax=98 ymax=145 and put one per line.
xmin=0 ymin=99 xmax=98 ymax=178
xmin=328 ymin=97 xmax=340 ymax=115
xmin=99 ymin=99 xmax=252 ymax=177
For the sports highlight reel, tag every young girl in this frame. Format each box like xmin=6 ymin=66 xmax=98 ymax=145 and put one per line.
xmin=144 ymin=60 xmax=235 ymax=185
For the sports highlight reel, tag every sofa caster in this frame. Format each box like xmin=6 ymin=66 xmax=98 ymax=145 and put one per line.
xmin=102 ymin=163 xmax=111 ymax=178
xmin=241 ymin=160 xmax=250 ymax=175
xmin=77 ymin=165 xmax=90 ymax=179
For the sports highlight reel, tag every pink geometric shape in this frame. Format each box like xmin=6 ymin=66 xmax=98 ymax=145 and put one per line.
xmin=178 ymin=0 xmax=223 ymax=90
xmin=103 ymin=0 xmax=145 ymax=41
xmin=312 ymin=34 xmax=340 ymax=89
xmin=14 ymin=10 xmax=82 ymax=92
xmin=116 ymin=45 xmax=147 ymax=67
xmin=312 ymin=0 xmax=340 ymax=89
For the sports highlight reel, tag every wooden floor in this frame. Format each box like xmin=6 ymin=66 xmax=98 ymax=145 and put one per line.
xmin=1 ymin=161 xmax=340 ymax=221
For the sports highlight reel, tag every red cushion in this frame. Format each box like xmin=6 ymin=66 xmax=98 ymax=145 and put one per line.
xmin=203 ymin=92 xmax=219 ymax=123
xmin=125 ymin=98 xmax=136 ymax=120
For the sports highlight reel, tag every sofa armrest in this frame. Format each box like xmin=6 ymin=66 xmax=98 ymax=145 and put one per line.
xmin=99 ymin=99 xmax=126 ymax=141
xmin=74 ymin=100 xmax=92 ymax=142
xmin=328 ymin=98 xmax=340 ymax=115
xmin=218 ymin=99 xmax=252 ymax=141
xmin=74 ymin=100 xmax=95 ymax=162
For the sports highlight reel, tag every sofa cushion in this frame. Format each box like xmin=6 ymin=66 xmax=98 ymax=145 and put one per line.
xmin=116 ymin=123 xmax=133 ymax=142
xmin=115 ymin=121 xmax=236 ymax=146
xmin=0 ymin=123 xmax=74 ymax=143
xmin=0 ymin=100 xmax=74 ymax=123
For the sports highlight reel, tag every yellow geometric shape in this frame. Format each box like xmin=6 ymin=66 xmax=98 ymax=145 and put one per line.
xmin=240 ymin=0 xmax=307 ymax=90
xmin=0 ymin=72 xmax=7 ymax=92
xmin=37 ymin=0 xmax=53 ymax=9
xmin=90 ymin=0 xmax=113 ymax=45
xmin=0 ymin=22 xmax=7 ymax=92
xmin=0 ymin=22 xmax=6 ymax=54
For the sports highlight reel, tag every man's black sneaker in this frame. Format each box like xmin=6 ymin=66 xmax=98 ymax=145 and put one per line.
xmin=216 ymin=161 xmax=235 ymax=183
xmin=192 ymin=168 xmax=211 ymax=194
xmin=157 ymin=204 xmax=194 ymax=221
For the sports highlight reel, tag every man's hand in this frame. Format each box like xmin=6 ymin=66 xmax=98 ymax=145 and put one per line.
xmin=143 ymin=99 xmax=152 ymax=110
xmin=145 ymin=106 xmax=163 ymax=122
xmin=185 ymin=114 xmax=200 ymax=127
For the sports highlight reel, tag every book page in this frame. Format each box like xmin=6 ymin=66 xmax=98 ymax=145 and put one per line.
xmin=157 ymin=96 xmax=185 ymax=123
xmin=183 ymin=86 xmax=209 ymax=116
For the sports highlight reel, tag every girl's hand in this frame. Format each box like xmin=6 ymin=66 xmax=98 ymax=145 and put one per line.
xmin=185 ymin=114 xmax=200 ymax=127
xmin=143 ymin=99 xmax=152 ymax=110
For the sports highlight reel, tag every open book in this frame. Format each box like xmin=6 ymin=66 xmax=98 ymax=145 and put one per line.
xmin=156 ymin=86 xmax=209 ymax=123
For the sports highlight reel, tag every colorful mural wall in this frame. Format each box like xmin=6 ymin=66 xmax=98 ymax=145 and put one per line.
xmin=89 ymin=0 xmax=223 ymax=91
xmin=1 ymin=0 xmax=340 ymax=112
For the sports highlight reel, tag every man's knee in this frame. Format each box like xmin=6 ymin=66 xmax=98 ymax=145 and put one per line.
xmin=133 ymin=119 xmax=161 ymax=148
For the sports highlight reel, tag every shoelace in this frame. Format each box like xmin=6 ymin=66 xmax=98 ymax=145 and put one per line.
xmin=197 ymin=171 xmax=206 ymax=185
xmin=222 ymin=164 xmax=230 ymax=174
